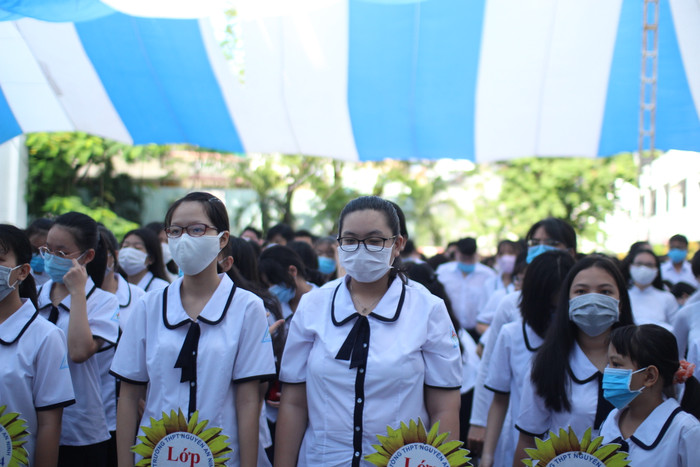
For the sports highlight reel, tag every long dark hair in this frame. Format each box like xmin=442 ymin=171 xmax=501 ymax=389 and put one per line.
xmin=120 ymin=228 xmax=169 ymax=283
xmin=227 ymin=237 xmax=264 ymax=287
xmin=628 ymin=248 xmax=665 ymax=291
xmin=610 ymin=324 xmax=700 ymax=418
xmin=53 ymin=212 xmax=109 ymax=287
xmin=0 ymin=224 xmax=38 ymax=308
xmin=287 ymin=241 xmax=326 ymax=287
xmin=259 ymin=246 xmax=307 ymax=289
xmin=338 ymin=196 xmax=406 ymax=283
xmin=531 ymin=255 xmax=634 ymax=412
xmin=519 ymin=250 xmax=576 ymax=339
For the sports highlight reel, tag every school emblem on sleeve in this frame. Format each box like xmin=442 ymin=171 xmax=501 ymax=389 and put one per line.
xmin=132 ymin=409 xmax=231 ymax=466
xmin=0 ymin=405 xmax=29 ymax=467
xmin=365 ymin=418 xmax=471 ymax=467
xmin=522 ymin=427 xmax=629 ymax=467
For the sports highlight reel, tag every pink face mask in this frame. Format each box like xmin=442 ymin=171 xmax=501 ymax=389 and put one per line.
xmin=497 ymin=254 xmax=516 ymax=274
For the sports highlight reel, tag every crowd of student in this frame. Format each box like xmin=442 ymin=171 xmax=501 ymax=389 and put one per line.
xmin=1 ymin=193 xmax=699 ymax=467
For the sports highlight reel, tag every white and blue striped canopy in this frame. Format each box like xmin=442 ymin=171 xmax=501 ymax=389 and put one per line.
xmin=1 ymin=0 xmax=699 ymax=162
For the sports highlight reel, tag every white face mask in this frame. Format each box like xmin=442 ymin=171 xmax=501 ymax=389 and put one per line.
xmin=161 ymin=242 xmax=172 ymax=264
xmin=629 ymin=265 xmax=657 ymax=286
xmin=169 ymin=232 xmax=224 ymax=276
xmin=0 ymin=265 xmax=21 ymax=302
xmin=337 ymin=245 xmax=394 ymax=283
xmin=118 ymin=247 xmax=149 ymax=276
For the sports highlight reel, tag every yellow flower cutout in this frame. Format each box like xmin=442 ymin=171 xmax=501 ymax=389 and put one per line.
xmin=522 ymin=427 xmax=630 ymax=467
xmin=132 ymin=409 xmax=232 ymax=466
xmin=365 ymin=418 xmax=472 ymax=467
xmin=0 ymin=405 xmax=29 ymax=467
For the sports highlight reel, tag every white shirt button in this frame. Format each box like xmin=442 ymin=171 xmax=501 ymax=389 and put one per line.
xmin=355 ymin=452 xmax=360 ymax=457
xmin=190 ymin=381 xmax=196 ymax=387
xmin=357 ymin=398 xmax=362 ymax=404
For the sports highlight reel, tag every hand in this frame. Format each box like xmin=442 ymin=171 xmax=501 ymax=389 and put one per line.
xmin=266 ymin=399 xmax=281 ymax=409
xmin=467 ymin=425 xmax=485 ymax=458
xmin=479 ymin=452 xmax=494 ymax=467
xmin=63 ymin=259 xmax=87 ymax=296
xmin=269 ymin=319 xmax=285 ymax=335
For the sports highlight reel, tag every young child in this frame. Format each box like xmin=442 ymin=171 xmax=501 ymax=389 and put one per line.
xmin=600 ymin=324 xmax=700 ymax=466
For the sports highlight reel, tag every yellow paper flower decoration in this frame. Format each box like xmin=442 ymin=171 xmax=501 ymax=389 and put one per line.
xmin=365 ymin=418 xmax=472 ymax=467
xmin=132 ymin=409 xmax=232 ymax=466
xmin=522 ymin=427 xmax=630 ymax=467
xmin=0 ymin=405 xmax=29 ymax=467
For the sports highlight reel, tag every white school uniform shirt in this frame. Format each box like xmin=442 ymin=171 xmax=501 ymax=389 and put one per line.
xmin=110 ymin=274 xmax=276 ymax=467
xmin=628 ymin=285 xmax=678 ymax=331
xmin=600 ymin=398 xmax=700 ymax=467
xmin=436 ymin=261 xmax=497 ymax=330
xmin=516 ymin=341 xmax=611 ymax=439
xmin=279 ymin=275 xmax=462 ymax=467
xmin=0 ymin=300 xmax=75 ymax=466
xmin=95 ymin=274 xmax=146 ymax=431
xmin=661 ymin=260 xmax=699 ymax=287
xmin=672 ymin=300 xmax=700 ymax=360
xmin=470 ymin=290 xmax=521 ymax=427
xmin=485 ymin=318 xmax=544 ymax=466
xmin=37 ymin=277 xmax=119 ymax=446
xmin=476 ymin=288 xmax=507 ymax=325
xmin=136 ymin=270 xmax=169 ymax=292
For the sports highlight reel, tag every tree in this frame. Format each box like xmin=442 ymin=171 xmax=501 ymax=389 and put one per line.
xmin=488 ymin=154 xmax=638 ymax=243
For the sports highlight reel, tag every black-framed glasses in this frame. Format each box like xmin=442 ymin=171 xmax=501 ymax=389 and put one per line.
xmin=38 ymin=246 xmax=84 ymax=259
xmin=337 ymin=236 xmax=397 ymax=252
xmin=165 ymin=224 xmax=217 ymax=238
xmin=527 ymin=238 xmax=562 ymax=248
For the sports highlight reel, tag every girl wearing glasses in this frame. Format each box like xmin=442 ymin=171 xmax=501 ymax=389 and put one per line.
xmin=118 ymin=228 xmax=170 ymax=292
xmin=0 ymin=224 xmax=75 ymax=467
xmin=36 ymin=212 xmax=120 ymax=466
xmin=111 ymin=192 xmax=276 ymax=467
xmin=275 ymin=196 xmax=462 ymax=467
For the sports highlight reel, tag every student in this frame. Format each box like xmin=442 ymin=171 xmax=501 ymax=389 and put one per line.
xmin=0 ymin=224 xmax=75 ymax=467
xmin=484 ymin=240 xmax=521 ymax=297
xmin=95 ymin=226 xmax=146 ymax=464
xmin=275 ymin=196 xmax=462 ymax=467
xmin=468 ymin=218 xmax=577 ymax=457
xmin=25 ymin=217 xmax=54 ymax=286
xmin=36 ymin=212 xmax=120 ymax=466
xmin=143 ymin=221 xmax=179 ymax=279
xmin=260 ymin=245 xmax=316 ymax=324
xmin=513 ymin=255 xmax=634 ymax=465
xmin=118 ymin=228 xmax=170 ymax=292
xmin=627 ymin=249 xmax=678 ymax=330
xmin=314 ymin=235 xmax=339 ymax=279
xmin=599 ymin=324 xmax=700 ymax=466
xmin=111 ymin=192 xmax=276 ymax=467
xmin=480 ymin=250 xmax=575 ymax=467
xmin=661 ymin=234 xmax=698 ymax=287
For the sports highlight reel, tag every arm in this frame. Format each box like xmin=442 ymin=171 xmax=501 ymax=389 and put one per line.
xmin=64 ymin=259 xmax=99 ymax=363
xmin=274 ymin=383 xmax=308 ymax=467
xmin=513 ymin=432 xmax=535 ymax=467
xmin=235 ymin=379 xmax=261 ymax=467
xmin=425 ymin=387 xmax=461 ymax=441
xmin=34 ymin=407 xmax=63 ymax=467
xmin=480 ymin=392 xmax=510 ymax=467
xmin=116 ymin=382 xmax=147 ymax=467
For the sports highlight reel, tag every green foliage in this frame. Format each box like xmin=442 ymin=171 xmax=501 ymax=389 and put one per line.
xmin=25 ymin=132 xmax=167 ymax=222
xmin=42 ymin=196 xmax=139 ymax=240
xmin=488 ymin=154 xmax=638 ymax=243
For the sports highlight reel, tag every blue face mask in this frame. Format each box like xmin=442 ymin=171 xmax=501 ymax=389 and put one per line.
xmin=668 ymin=248 xmax=687 ymax=264
xmin=43 ymin=253 xmax=79 ymax=284
xmin=526 ymin=244 xmax=558 ymax=264
xmin=602 ymin=367 xmax=647 ymax=409
xmin=30 ymin=253 xmax=45 ymax=273
xmin=318 ymin=256 xmax=336 ymax=275
xmin=457 ymin=262 xmax=476 ymax=274
xmin=270 ymin=284 xmax=295 ymax=304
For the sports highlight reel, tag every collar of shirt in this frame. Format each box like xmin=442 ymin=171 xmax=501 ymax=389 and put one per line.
xmin=629 ymin=398 xmax=682 ymax=446
xmin=37 ymin=276 xmax=96 ymax=309
xmin=0 ymin=299 xmax=37 ymax=344
xmin=334 ymin=275 xmax=404 ymax=322
xmin=569 ymin=340 xmax=601 ymax=383
xmin=164 ymin=273 xmax=233 ymax=325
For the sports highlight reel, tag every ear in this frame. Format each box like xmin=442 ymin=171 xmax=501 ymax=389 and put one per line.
xmin=219 ymin=231 xmax=230 ymax=249
xmin=644 ymin=365 xmax=660 ymax=388
xmin=218 ymin=255 xmax=234 ymax=273
xmin=81 ymin=249 xmax=96 ymax=265
xmin=393 ymin=235 xmax=406 ymax=257
xmin=16 ymin=263 xmax=31 ymax=282
xmin=288 ymin=265 xmax=298 ymax=279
